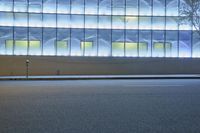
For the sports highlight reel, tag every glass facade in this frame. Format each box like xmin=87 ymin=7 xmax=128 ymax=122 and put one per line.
xmin=0 ymin=0 xmax=199 ymax=57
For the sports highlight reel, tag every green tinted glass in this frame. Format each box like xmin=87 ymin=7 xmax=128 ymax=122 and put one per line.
xmin=15 ymin=40 xmax=28 ymax=49
xmin=57 ymin=41 xmax=68 ymax=49
xmin=126 ymin=43 xmax=137 ymax=51
xmin=81 ymin=41 xmax=93 ymax=50
xmin=29 ymin=41 xmax=40 ymax=49
xmin=112 ymin=42 xmax=124 ymax=50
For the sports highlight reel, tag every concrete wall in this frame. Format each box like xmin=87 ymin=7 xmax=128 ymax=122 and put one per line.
xmin=0 ymin=55 xmax=200 ymax=76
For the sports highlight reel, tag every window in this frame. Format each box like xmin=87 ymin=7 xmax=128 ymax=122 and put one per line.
xmin=57 ymin=15 xmax=70 ymax=28
xmin=57 ymin=29 xmax=70 ymax=56
xmin=29 ymin=0 xmax=42 ymax=13
xmin=152 ymin=17 xmax=165 ymax=30
xmin=139 ymin=17 xmax=151 ymax=30
xmin=43 ymin=28 xmax=56 ymax=55
xmin=85 ymin=16 xmax=97 ymax=29
xmin=99 ymin=0 xmax=111 ymax=15
xmin=0 ymin=12 xmax=13 ymax=26
xmin=166 ymin=0 xmax=178 ymax=16
xmin=43 ymin=14 xmax=56 ymax=28
xmin=0 ymin=0 xmax=13 ymax=12
xmin=99 ymin=16 xmax=111 ymax=29
xmin=71 ymin=0 xmax=84 ymax=14
xmin=125 ymin=30 xmax=138 ymax=56
xmin=125 ymin=16 xmax=138 ymax=29
xmin=140 ymin=0 xmax=152 ymax=15
xmin=153 ymin=0 xmax=165 ymax=16
xmin=112 ymin=0 xmax=125 ymax=15
xmin=84 ymin=29 xmax=97 ymax=56
xmin=152 ymin=30 xmax=165 ymax=57
xmin=126 ymin=0 xmax=138 ymax=15
xmin=192 ymin=31 xmax=200 ymax=58
xmin=57 ymin=0 xmax=70 ymax=14
xmin=71 ymin=29 xmax=84 ymax=56
xmin=29 ymin=14 xmax=42 ymax=27
xmin=14 ymin=0 xmax=28 ymax=12
xmin=112 ymin=16 xmax=125 ymax=29
xmin=71 ymin=15 xmax=84 ymax=28
xmin=56 ymin=41 xmax=68 ymax=56
xmin=139 ymin=30 xmax=151 ymax=57
xmin=29 ymin=28 xmax=42 ymax=55
xmin=14 ymin=27 xmax=28 ymax=55
xmin=112 ymin=30 xmax=125 ymax=56
xmin=166 ymin=30 xmax=178 ymax=57
xmin=14 ymin=13 xmax=28 ymax=27
xmin=43 ymin=0 xmax=56 ymax=13
xmin=85 ymin=0 xmax=98 ymax=15
xmin=0 ymin=27 xmax=13 ymax=55
xmin=98 ymin=30 xmax=111 ymax=56
xmin=179 ymin=31 xmax=192 ymax=57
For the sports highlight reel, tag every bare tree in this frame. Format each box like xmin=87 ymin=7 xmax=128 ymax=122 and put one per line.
xmin=179 ymin=0 xmax=200 ymax=36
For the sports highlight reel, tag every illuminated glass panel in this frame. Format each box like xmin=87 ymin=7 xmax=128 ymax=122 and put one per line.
xmin=29 ymin=41 xmax=41 ymax=55
xmin=99 ymin=16 xmax=111 ymax=29
xmin=0 ymin=27 xmax=13 ymax=55
xmin=153 ymin=30 xmax=165 ymax=57
xmin=43 ymin=14 xmax=56 ymax=28
xmin=165 ymin=42 xmax=172 ymax=57
xmin=139 ymin=42 xmax=148 ymax=56
xmin=57 ymin=15 xmax=70 ymax=28
xmin=166 ymin=0 xmax=178 ymax=16
xmin=56 ymin=41 xmax=68 ymax=56
xmin=98 ymin=29 xmax=111 ymax=56
xmin=5 ymin=40 xmax=14 ymax=55
xmin=85 ymin=0 xmax=98 ymax=15
xmin=71 ymin=29 xmax=84 ymax=56
xmin=85 ymin=16 xmax=97 ymax=29
xmin=99 ymin=0 xmax=111 ymax=15
xmin=71 ymin=0 xmax=84 ymax=14
xmin=126 ymin=0 xmax=138 ymax=15
xmin=166 ymin=31 xmax=178 ymax=57
xmin=29 ymin=0 xmax=42 ymax=13
xmin=153 ymin=0 xmax=165 ymax=16
xmin=125 ymin=43 xmax=138 ymax=57
xmin=153 ymin=42 xmax=165 ymax=57
xmin=179 ymin=17 xmax=192 ymax=30
xmin=179 ymin=31 xmax=192 ymax=57
xmin=81 ymin=41 xmax=93 ymax=56
xmin=43 ymin=28 xmax=56 ymax=56
xmin=57 ymin=29 xmax=70 ymax=56
xmin=84 ymin=29 xmax=97 ymax=56
xmin=0 ymin=12 xmax=13 ymax=26
xmin=14 ymin=13 xmax=28 ymax=27
xmin=43 ymin=0 xmax=56 ymax=13
xmin=125 ymin=16 xmax=138 ymax=29
xmin=29 ymin=14 xmax=42 ymax=27
xmin=15 ymin=41 xmax=28 ymax=55
xmin=125 ymin=30 xmax=138 ymax=56
xmin=139 ymin=30 xmax=151 ymax=57
xmin=192 ymin=32 xmax=200 ymax=57
xmin=14 ymin=27 xmax=28 ymax=55
xmin=57 ymin=0 xmax=70 ymax=14
xmin=140 ymin=0 xmax=152 ymax=15
xmin=14 ymin=0 xmax=28 ymax=12
xmin=112 ymin=30 xmax=125 ymax=56
xmin=29 ymin=28 xmax=42 ymax=55
xmin=0 ymin=0 xmax=13 ymax=12
xmin=112 ymin=0 xmax=125 ymax=15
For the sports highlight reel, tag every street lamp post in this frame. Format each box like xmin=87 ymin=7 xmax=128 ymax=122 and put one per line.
xmin=26 ymin=59 xmax=30 ymax=79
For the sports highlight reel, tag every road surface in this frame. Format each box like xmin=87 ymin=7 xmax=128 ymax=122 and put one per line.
xmin=0 ymin=79 xmax=200 ymax=133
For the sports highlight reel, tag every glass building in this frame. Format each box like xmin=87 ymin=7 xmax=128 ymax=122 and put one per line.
xmin=0 ymin=0 xmax=199 ymax=58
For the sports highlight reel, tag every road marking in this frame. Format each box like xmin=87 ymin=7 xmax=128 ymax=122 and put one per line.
xmin=125 ymin=85 xmax=184 ymax=87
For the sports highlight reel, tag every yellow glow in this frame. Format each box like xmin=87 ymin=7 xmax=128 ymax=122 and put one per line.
xmin=81 ymin=41 xmax=93 ymax=50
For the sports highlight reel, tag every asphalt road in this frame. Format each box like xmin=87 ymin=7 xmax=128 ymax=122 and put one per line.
xmin=0 ymin=79 xmax=200 ymax=133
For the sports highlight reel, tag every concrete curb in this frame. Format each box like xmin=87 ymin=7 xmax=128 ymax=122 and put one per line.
xmin=0 ymin=75 xmax=200 ymax=80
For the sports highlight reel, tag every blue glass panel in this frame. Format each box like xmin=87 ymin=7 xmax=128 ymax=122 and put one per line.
xmin=0 ymin=12 xmax=13 ymax=26
xmin=179 ymin=30 xmax=192 ymax=57
xmin=112 ymin=30 xmax=125 ymax=56
xmin=57 ymin=0 xmax=70 ymax=14
xmin=152 ymin=17 xmax=165 ymax=30
xmin=139 ymin=30 xmax=151 ymax=57
xmin=166 ymin=30 xmax=178 ymax=57
xmin=57 ymin=15 xmax=70 ymax=28
xmin=14 ymin=13 xmax=28 ymax=27
xmin=125 ymin=16 xmax=138 ymax=29
xmin=140 ymin=0 xmax=152 ymax=15
xmin=166 ymin=0 xmax=178 ymax=16
xmin=99 ymin=0 xmax=111 ymax=15
xmin=29 ymin=13 xmax=42 ymax=27
xmin=84 ymin=29 xmax=98 ymax=56
xmin=152 ymin=30 xmax=165 ymax=57
xmin=43 ymin=0 xmax=56 ymax=13
xmin=98 ymin=16 xmax=111 ymax=29
xmin=14 ymin=27 xmax=28 ymax=55
xmin=57 ymin=29 xmax=70 ymax=56
xmin=153 ymin=0 xmax=165 ymax=16
xmin=139 ymin=17 xmax=151 ymax=30
xmin=166 ymin=17 xmax=178 ymax=30
xmin=43 ymin=28 xmax=56 ymax=55
xmin=192 ymin=31 xmax=200 ymax=58
xmin=71 ymin=0 xmax=84 ymax=14
xmin=43 ymin=14 xmax=56 ymax=28
xmin=29 ymin=28 xmax=42 ymax=55
xmin=125 ymin=30 xmax=138 ymax=57
xmin=98 ymin=30 xmax=111 ymax=56
xmin=71 ymin=15 xmax=84 ymax=28
xmin=85 ymin=0 xmax=98 ymax=15
xmin=0 ymin=0 xmax=13 ymax=12
xmin=29 ymin=0 xmax=42 ymax=13
xmin=0 ymin=27 xmax=13 ymax=55
xmin=71 ymin=29 xmax=84 ymax=56
xmin=112 ymin=16 xmax=125 ymax=29
xmin=112 ymin=0 xmax=125 ymax=15
xmin=14 ymin=0 xmax=28 ymax=12
xmin=126 ymin=0 xmax=138 ymax=15
xmin=85 ymin=16 xmax=97 ymax=29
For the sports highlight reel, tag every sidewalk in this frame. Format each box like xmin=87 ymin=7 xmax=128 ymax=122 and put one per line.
xmin=0 ymin=75 xmax=200 ymax=80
